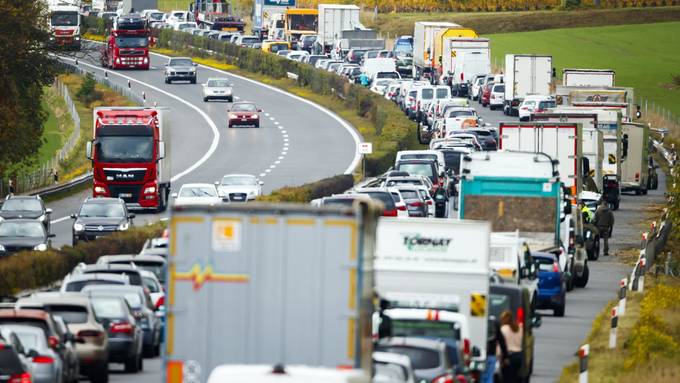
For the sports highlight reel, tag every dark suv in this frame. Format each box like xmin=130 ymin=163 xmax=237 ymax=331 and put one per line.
xmin=71 ymin=198 xmax=134 ymax=245
xmin=0 ymin=195 xmax=52 ymax=233
xmin=394 ymin=159 xmax=444 ymax=195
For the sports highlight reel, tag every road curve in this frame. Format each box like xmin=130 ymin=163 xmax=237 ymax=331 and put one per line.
xmin=47 ymin=47 xmax=361 ymax=248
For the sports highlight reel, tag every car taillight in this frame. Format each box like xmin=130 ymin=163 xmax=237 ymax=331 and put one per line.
xmin=32 ymin=356 xmax=54 ymax=364
xmin=521 ymin=107 xmax=528 ymax=110
xmin=455 ymin=375 xmax=468 ymax=383
xmin=427 ymin=199 xmax=433 ymax=205
xmin=635 ymin=172 xmax=640 ymax=181
xmin=463 ymin=338 xmax=471 ymax=365
xmin=553 ymin=262 xmax=560 ymax=273
xmin=110 ymin=322 xmax=135 ymax=335
xmin=433 ymin=374 xmax=454 ymax=383
xmin=517 ymin=307 xmax=525 ymax=327
xmin=47 ymin=336 xmax=59 ymax=350
xmin=383 ymin=209 xmax=398 ymax=217
xmin=8 ymin=373 xmax=31 ymax=383
xmin=155 ymin=295 xmax=165 ymax=310
xmin=409 ymin=201 xmax=423 ymax=207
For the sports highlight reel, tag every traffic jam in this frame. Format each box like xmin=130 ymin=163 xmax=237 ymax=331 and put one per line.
xmin=0 ymin=1 xmax=661 ymax=383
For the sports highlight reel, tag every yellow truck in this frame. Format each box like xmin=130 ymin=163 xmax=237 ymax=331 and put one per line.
xmin=412 ymin=21 xmax=477 ymax=80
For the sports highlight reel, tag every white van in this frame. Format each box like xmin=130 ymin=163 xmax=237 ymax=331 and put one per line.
xmin=395 ymin=150 xmax=446 ymax=173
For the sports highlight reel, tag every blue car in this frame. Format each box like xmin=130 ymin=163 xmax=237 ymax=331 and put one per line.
xmin=533 ymin=252 xmax=566 ymax=317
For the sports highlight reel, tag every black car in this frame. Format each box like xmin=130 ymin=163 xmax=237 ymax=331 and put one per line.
xmin=0 ymin=219 xmax=54 ymax=256
xmin=71 ymin=198 xmax=134 ymax=245
xmin=0 ymin=195 xmax=52 ymax=233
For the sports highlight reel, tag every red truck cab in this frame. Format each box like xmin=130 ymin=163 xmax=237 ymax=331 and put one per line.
xmin=100 ymin=14 xmax=150 ymax=70
xmin=87 ymin=108 xmax=170 ymax=212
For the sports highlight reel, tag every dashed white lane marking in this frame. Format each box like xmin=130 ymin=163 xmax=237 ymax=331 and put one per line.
xmin=283 ymin=134 xmax=289 ymax=138
xmin=269 ymin=165 xmax=276 ymax=169
xmin=278 ymin=156 xmax=284 ymax=160
xmin=275 ymin=160 xmax=281 ymax=164
xmin=265 ymin=169 xmax=272 ymax=173
xmin=50 ymin=216 xmax=72 ymax=224
xmin=264 ymin=113 xmax=270 ymax=117
xmin=269 ymin=117 xmax=275 ymax=121
xmin=274 ymin=121 xmax=279 ymax=125
xmin=259 ymin=173 xmax=266 ymax=177
xmin=284 ymin=138 xmax=289 ymax=142
xmin=281 ymin=130 xmax=287 ymax=133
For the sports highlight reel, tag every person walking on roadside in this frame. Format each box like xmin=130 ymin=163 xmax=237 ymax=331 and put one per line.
xmin=500 ymin=310 xmax=523 ymax=383
xmin=594 ymin=199 xmax=615 ymax=256
xmin=483 ymin=316 xmax=507 ymax=383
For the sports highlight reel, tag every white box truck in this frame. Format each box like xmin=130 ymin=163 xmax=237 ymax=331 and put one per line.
xmin=563 ymin=68 xmax=615 ymax=87
xmin=503 ymin=54 xmax=553 ymax=117
xmin=374 ymin=218 xmax=491 ymax=373
xmin=317 ymin=4 xmax=364 ymax=53
xmin=164 ymin=202 xmax=381 ymax=383
xmin=442 ymin=38 xmax=490 ymax=97
xmin=412 ymin=22 xmax=459 ymax=80
xmin=620 ymin=122 xmax=650 ymax=195
xmin=555 ymin=85 xmax=638 ymax=122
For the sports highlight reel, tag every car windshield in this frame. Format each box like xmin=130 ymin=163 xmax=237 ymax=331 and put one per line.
xmin=436 ymin=88 xmax=449 ymax=98
xmin=96 ymin=136 xmax=154 ymax=163
xmin=401 ymin=154 xmax=437 ymax=162
xmin=47 ymin=305 xmax=88 ymax=324
xmin=449 ymin=110 xmax=475 ymax=118
xmin=51 ymin=11 xmax=78 ymax=26
xmin=396 ymin=163 xmax=435 ymax=180
xmin=328 ymin=63 xmax=341 ymax=71
xmin=79 ymin=203 xmax=125 ymax=218
xmin=288 ymin=14 xmax=316 ymax=31
xmin=149 ymin=12 xmax=164 ymax=20
xmin=0 ymin=221 xmax=44 ymax=237
xmin=392 ymin=319 xmax=461 ymax=341
xmin=421 ymin=88 xmax=434 ymax=99
xmin=221 ymin=176 xmax=257 ymax=186
xmin=115 ymin=36 xmax=148 ymax=48
xmin=376 ymin=345 xmax=440 ymax=370
xmin=170 ymin=58 xmax=193 ymax=66
xmin=179 ymin=186 xmax=217 ymax=198
xmin=65 ymin=279 xmax=124 ymax=292
xmin=232 ymin=104 xmax=257 ymax=112
xmin=1 ymin=199 xmax=42 ymax=212
xmin=522 ymin=101 xmax=536 ymax=109
xmin=91 ymin=297 xmax=126 ymax=319
xmin=366 ymin=51 xmax=379 ymax=59
xmin=269 ymin=43 xmax=288 ymax=52
xmin=442 ymin=151 xmax=463 ymax=174
xmin=208 ymin=79 xmax=230 ymax=87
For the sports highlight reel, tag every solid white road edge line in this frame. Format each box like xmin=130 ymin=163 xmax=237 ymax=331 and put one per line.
xmin=55 ymin=55 xmax=220 ymax=184
xmin=149 ymin=51 xmax=363 ymax=175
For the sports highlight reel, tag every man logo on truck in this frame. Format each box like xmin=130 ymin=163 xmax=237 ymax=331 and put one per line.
xmin=403 ymin=234 xmax=452 ymax=252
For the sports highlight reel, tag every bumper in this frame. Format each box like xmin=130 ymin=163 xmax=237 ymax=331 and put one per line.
xmin=111 ymin=57 xmax=150 ymax=70
xmin=74 ymin=230 xmax=119 ymax=241
xmin=229 ymin=118 xmax=259 ymax=126
xmin=107 ymin=338 xmax=137 ymax=363
xmin=537 ymin=290 xmax=564 ymax=309
xmin=167 ymin=74 xmax=196 ymax=81
xmin=75 ymin=344 xmax=108 ymax=367
xmin=31 ymin=364 xmax=60 ymax=383
xmin=205 ymin=93 xmax=232 ymax=100
xmin=49 ymin=37 xmax=81 ymax=49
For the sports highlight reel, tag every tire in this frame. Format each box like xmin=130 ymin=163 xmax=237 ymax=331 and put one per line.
xmin=635 ymin=189 xmax=642 ymax=195
xmin=191 ymin=78 xmax=196 ymax=84
xmin=592 ymin=237 xmax=600 ymax=261
xmin=164 ymin=77 xmax=169 ymax=84
xmin=124 ymin=354 xmax=140 ymax=373
xmin=554 ymin=298 xmax=565 ymax=317
xmin=72 ymin=235 xmax=78 ymax=247
xmin=138 ymin=353 xmax=143 ymax=371
xmin=254 ymin=122 xmax=259 ymax=128
xmin=574 ymin=263 xmax=589 ymax=288
xmin=89 ymin=364 xmax=108 ymax=383
xmin=642 ymin=188 xmax=648 ymax=195
xmin=566 ymin=258 xmax=575 ymax=292
xmin=153 ymin=342 xmax=161 ymax=357
xmin=228 ymin=97 xmax=233 ymax=103
xmin=203 ymin=97 xmax=208 ymax=102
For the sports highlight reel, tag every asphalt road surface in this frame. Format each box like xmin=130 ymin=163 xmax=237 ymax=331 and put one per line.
xmin=48 ymin=45 xmax=360 ymax=248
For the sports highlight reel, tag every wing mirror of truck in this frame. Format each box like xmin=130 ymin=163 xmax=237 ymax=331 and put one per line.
xmin=193 ymin=63 xmax=198 ymax=66
xmin=258 ymin=181 xmax=264 ymax=186
xmin=86 ymin=141 xmax=93 ymax=160
xmin=158 ymin=141 xmax=166 ymax=160
xmin=520 ymin=266 xmax=529 ymax=279
xmin=581 ymin=157 xmax=591 ymax=178
xmin=70 ymin=214 xmax=77 ymax=219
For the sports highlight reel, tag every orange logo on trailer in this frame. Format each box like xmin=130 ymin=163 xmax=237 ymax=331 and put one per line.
xmin=174 ymin=264 xmax=249 ymax=291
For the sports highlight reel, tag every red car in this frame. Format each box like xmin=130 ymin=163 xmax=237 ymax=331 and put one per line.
xmin=228 ymin=102 xmax=262 ymax=128
xmin=480 ymin=83 xmax=494 ymax=107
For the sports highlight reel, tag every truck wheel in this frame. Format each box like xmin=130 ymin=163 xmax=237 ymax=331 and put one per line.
xmin=574 ymin=263 xmax=589 ymax=288
xmin=642 ymin=188 xmax=648 ymax=195
xmin=157 ymin=188 xmax=167 ymax=213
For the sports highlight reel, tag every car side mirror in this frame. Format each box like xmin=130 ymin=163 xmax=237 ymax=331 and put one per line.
xmin=128 ymin=213 xmax=136 ymax=219
xmin=258 ymin=109 xmax=263 ymax=112
xmin=48 ymin=234 xmax=56 ymax=238
xmin=171 ymin=193 xmax=178 ymax=198
xmin=202 ymin=83 xmax=207 ymax=87
xmin=520 ymin=266 xmax=529 ymax=279
xmin=86 ymin=141 xmax=93 ymax=160
xmin=164 ymin=63 xmax=168 ymax=66
xmin=46 ymin=208 xmax=53 ymax=215
xmin=70 ymin=214 xmax=77 ymax=219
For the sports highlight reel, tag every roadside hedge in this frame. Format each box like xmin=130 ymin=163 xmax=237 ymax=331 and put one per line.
xmin=259 ymin=174 xmax=355 ymax=202
xmin=149 ymin=28 xmax=418 ymax=177
xmin=0 ymin=224 xmax=163 ymax=298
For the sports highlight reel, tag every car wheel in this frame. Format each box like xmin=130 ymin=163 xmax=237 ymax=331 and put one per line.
xmin=72 ymin=235 xmax=78 ymax=247
xmin=574 ymin=262 xmax=589 ymax=288
xmin=592 ymin=237 xmax=600 ymax=261
xmin=254 ymin=122 xmax=259 ymax=128
xmin=154 ymin=342 xmax=161 ymax=357
xmin=228 ymin=96 xmax=233 ymax=102
xmin=124 ymin=354 xmax=140 ymax=373
xmin=164 ymin=77 xmax=169 ymax=84
xmin=203 ymin=97 xmax=208 ymax=102
xmin=191 ymin=77 xmax=197 ymax=84
xmin=554 ymin=298 xmax=566 ymax=317
xmin=566 ymin=258 xmax=575 ymax=291
xmin=89 ymin=364 xmax=108 ymax=383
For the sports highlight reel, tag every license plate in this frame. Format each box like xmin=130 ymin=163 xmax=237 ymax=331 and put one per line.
xmin=241 ymin=118 xmax=247 ymax=122
xmin=233 ymin=196 xmax=244 ymax=200
xmin=119 ymin=193 xmax=132 ymax=198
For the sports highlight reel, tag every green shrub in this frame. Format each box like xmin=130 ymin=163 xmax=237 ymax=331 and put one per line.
xmin=259 ymin=174 xmax=354 ymax=203
xmin=0 ymin=224 xmax=163 ymax=297
xmin=75 ymin=73 xmax=103 ymax=106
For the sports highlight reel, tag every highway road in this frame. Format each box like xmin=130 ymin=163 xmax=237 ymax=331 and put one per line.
xmin=48 ymin=46 xmax=361 ymax=248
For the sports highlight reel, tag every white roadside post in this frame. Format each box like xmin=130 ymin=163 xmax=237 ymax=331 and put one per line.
xmin=579 ymin=344 xmax=589 ymax=383
xmin=609 ymin=307 xmax=618 ymax=349
xmin=618 ymin=277 xmax=627 ymax=315
xmin=638 ymin=257 xmax=646 ymax=292
xmin=358 ymin=142 xmax=373 ymax=180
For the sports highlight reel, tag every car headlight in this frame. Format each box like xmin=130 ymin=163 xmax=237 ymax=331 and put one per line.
xmin=75 ymin=36 xmax=81 ymax=41
xmin=38 ymin=215 xmax=46 ymax=222
xmin=0 ymin=244 xmax=5 ymax=251
xmin=33 ymin=243 xmax=47 ymax=251
xmin=73 ymin=223 xmax=84 ymax=232
xmin=144 ymin=186 xmax=156 ymax=194
xmin=118 ymin=222 xmax=129 ymax=231
xmin=251 ymin=114 xmax=258 ymax=119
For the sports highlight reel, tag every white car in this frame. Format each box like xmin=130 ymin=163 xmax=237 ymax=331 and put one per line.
xmin=202 ymin=78 xmax=233 ymax=102
xmin=139 ymin=269 xmax=164 ymax=309
xmin=489 ymin=83 xmax=505 ymax=110
xmin=172 ymin=183 xmax=222 ymax=206
xmin=518 ymin=95 xmax=556 ymax=121
xmin=387 ymin=188 xmax=409 ymax=218
xmin=470 ymin=74 xmax=486 ymax=101
xmin=370 ymin=79 xmax=393 ymax=95
xmin=216 ymin=174 xmax=263 ymax=202
xmin=286 ymin=51 xmax=309 ymax=62
xmin=174 ymin=21 xmax=198 ymax=32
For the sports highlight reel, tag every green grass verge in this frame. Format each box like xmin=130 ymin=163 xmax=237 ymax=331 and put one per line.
xmin=38 ymin=91 xmax=66 ymax=166
xmin=486 ymin=22 xmax=680 ymax=120
xmin=364 ymin=6 xmax=680 ymax=36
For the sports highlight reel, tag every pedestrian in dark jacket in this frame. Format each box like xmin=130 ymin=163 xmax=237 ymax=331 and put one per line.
xmin=594 ymin=200 xmax=615 ymax=256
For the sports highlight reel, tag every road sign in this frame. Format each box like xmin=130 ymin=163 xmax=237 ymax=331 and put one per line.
xmin=359 ymin=142 xmax=373 ymax=154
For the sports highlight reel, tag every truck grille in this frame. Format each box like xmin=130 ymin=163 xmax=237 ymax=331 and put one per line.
xmin=108 ymin=184 xmax=141 ymax=204
xmin=84 ymin=225 xmax=118 ymax=232
xmin=120 ymin=49 xmax=144 ymax=56
xmin=103 ymin=169 xmax=147 ymax=182
xmin=120 ymin=57 xmax=146 ymax=65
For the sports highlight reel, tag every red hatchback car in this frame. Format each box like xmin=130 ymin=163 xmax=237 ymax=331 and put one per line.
xmin=228 ymin=102 xmax=262 ymax=128
xmin=480 ymin=83 xmax=494 ymax=107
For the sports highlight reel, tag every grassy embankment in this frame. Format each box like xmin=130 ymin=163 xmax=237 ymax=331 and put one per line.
xmin=485 ymin=22 xmax=680 ymax=133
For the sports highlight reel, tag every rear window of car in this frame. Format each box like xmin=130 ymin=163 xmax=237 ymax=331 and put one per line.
xmin=493 ymin=85 xmax=505 ymax=92
xmin=242 ymin=37 xmax=259 ymax=44
xmin=47 ymin=305 xmax=88 ymax=324
xmin=488 ymin=293 xmax=513 ymax=319
xmin=398 ymin=189 xmax=419 ymax=200
xmin=359 ymin=192 xmax=395 ymax=210
xmin=535 ymin=256 xmax=557 ymax=271
xmin=436 ymin=88 xmax=449 ymax=98
xmin=401 ymin=154 xmax=437 ymax=162
xmin=65 ymin=279 xmax=125 ymax=292
xmin=91 ymin=297 xmax=127 ymax=319
xmin=143 ymin=276 xmax=162 ymax=293
xmin=396 ymin=163 xmax=435 ymax=181
xmin=0 ymin=319 xmax=49 ymax=339
xmin=442 ymin=152 xmax=462 ymax=174
xmin=421 ymin=88 xmax=434 ymax=99
xmin=538 ymin=100 xmax=556 ymax=109
xmin=376 ymin=346 xmax=440 ymax=370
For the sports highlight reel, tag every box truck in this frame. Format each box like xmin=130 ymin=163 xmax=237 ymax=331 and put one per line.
xmin=555 ymin=85 xmax=638 ymax=122
xmin=620 ymin=122 xmax=650 ymax=195
xmin=164 ymin=202 xmax=381 ymax=383
xmin=317 ymin=4 xmax=364 ymax=53
xmin=562 ymin=68 xmax=615 ymax=87
xmin=413 ymin=22 xmax=473 ymax=80
xmin=503 ymin=54 xmax=553 ymax=116
xmin=374 ymin=218 xmax=491 ymax=373
xmin=441 ymin=38 xmax=490 ymax=96
xmin=251 ymin=0 xmax=295 ymax=40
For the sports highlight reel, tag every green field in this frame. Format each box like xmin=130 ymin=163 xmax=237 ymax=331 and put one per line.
xmin=38 ymin=99 xmax=64 ymax=166
xmin=486 ymin=22 xmax=680 ymax=119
